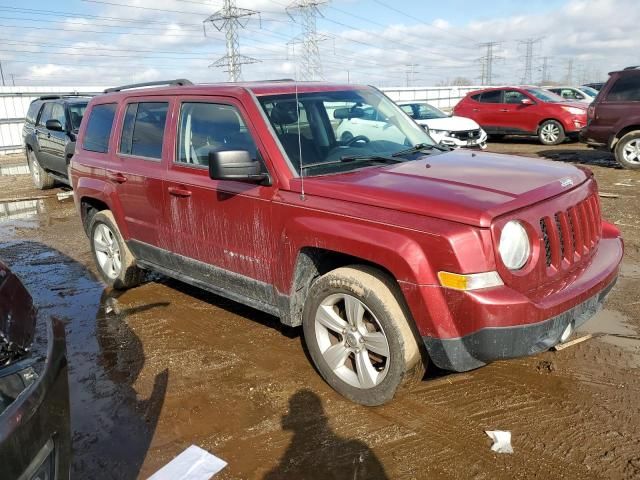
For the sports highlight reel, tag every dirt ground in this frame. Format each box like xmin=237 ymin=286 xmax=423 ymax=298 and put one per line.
xmin=1 ymin=142 xmax=639 ymax=480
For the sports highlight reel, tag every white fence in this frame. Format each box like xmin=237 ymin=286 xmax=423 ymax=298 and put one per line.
xmin=381 ymin=86 xmax=484 ymax=110
xmin=0 ymin=86 xmax=104 ymax=155
xmin=0 ymin=84 xmax=484 ymax=155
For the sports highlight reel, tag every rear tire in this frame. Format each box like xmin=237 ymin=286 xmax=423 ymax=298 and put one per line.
xmin=27 ymin=149 xmax=55 ymax=189
xmin=538 ymin=120 xmax=565 ymax=145
xmin=614 ymin=131 xmax=640 ymax=170
xmin=302 ymin=265 xmax=425 ymax=406
xmin=89 ymin=210 xmax=144 ymax=289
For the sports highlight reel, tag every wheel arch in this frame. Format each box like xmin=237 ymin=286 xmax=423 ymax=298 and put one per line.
xmin=611 ymin=125 xmax=640 ymax=149
xmin=536 ymin=117 xmax=565 ymax=133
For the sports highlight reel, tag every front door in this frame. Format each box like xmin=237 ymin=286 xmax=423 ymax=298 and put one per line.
xmin=501 ymin=90 xmax=536 ymax=133
xmin=163 ymin=97 xmax=277 ymax=307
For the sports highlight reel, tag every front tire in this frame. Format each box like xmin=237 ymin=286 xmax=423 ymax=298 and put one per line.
xmin=27 ymin=149 xmax=55 ymax=189
xmin=614 ymin=131 xmax=640 ymax=170
xmin=538 ymin=120 xmax=565 ymax=145
xmin=302 ymin=265 xmax=425 ymax=406
xmin=89 ymin=210 xmax=144 ymax=289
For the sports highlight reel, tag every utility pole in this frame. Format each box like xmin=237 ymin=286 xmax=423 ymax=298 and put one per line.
xmin=0 ymin=60 xmax=5 ymax=87
xmin=479 ymin=42 xmax=500 ymax=86
xmin=287 ymin=0 xmax=328 ymax=81
xmin=203 ymin=0 xmax=260 ymax=82
xmin=405 ymin=63 xmax=419 ymax=87
xmin=519 ymin=38 xmax=542 ymax=84
xmin=10 ymin=73 xmax=15 ymax=86
xmin=565 ymin=59 xmax=574 ymax=85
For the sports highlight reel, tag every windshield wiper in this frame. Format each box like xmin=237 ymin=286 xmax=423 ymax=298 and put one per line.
xmin=391 ymin=143 xmax=449 ymax=157
xmin=302 ymin=155 xmax=403 ymax=170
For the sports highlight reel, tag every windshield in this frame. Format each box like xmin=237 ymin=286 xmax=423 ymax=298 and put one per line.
xmin=525 ymin=88 xmax=565 ymax=103
xmin=399 ymin=102 xmax=447 ymax=120
xmin=258 ymin=88 xmax=436 ymax=176
xmin=68 ymin=103 xmax=88 ymax=131
xmin=580 ymin=86 xmax=598 ymax=97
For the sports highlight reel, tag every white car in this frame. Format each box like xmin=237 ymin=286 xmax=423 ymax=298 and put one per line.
xmin=397 ymin=101 xmax=487 ymax=149
xmin=544 ymin=86 xmax=598 ymax=104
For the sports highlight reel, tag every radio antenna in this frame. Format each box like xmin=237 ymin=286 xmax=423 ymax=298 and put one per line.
xmin=295 ymin=80 xmax=305 ymax=200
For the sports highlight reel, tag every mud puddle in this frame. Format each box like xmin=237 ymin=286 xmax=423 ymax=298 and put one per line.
xmin=577 ymin=309 xmax=640 ymax=367
xmin=0 ymin=198 xmax=45 ymax=221
xmin=0 ymin=164 xmax=29 ymax=176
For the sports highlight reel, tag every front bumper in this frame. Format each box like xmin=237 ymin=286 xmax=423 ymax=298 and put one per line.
xmin=423 ymin=278 xmax=616 ymax=371
xmin=433 ymin=129 xmax=488 ymax=149
xmin=0 ymin=319 xmax=71 ymax=479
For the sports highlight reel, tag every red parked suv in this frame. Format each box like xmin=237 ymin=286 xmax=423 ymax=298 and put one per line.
xmin=454 ymin=86 xmax=588 ymax=145
xmin=70 ymin=79 xmax=622 ymax=405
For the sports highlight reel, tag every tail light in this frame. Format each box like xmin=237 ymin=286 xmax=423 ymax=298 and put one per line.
xmin=587 ymin=104 xmax=595 ymax=122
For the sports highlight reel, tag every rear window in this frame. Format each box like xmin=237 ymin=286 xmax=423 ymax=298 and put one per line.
xmin=479 ymin=91 xmax=502 ymax=103
xmin=119 ymin=102 xmax=169 ymax=159
xmin=606 ymin=74 xmax=640 ymax=102
xmin=83 ymin=103 xmax=117 ymax=153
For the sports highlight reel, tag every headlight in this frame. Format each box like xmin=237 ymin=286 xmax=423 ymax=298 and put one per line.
xmin=430 ymin=130 xmax=450 ymax=136
xmin=562 ymin=106 xmax=586 ymax=115
xmin=499 ymin=220 xmax=531 ymax=270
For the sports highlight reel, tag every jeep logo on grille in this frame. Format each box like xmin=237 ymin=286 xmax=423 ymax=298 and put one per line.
xmin=560 ymin=178 xmax=574 ymax=187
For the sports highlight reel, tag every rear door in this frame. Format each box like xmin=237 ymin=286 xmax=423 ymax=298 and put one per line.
xmin=474 ymin=90 xmax=504 ymax=132
xmin=162 ymin=96 xmax=278 ymax=306
xmin=110 ymin=98 xmax=171 ymax=251
xmin=35 ymin=102 xmax=53 ymax=165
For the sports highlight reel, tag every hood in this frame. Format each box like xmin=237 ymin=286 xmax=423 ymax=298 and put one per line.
xmin=0 ymin=261 xmax=36 ymax=365
xmin=297 ymin=150 xmax=589 ymax=227
xmin=417 ymin=115 xmax=480 ymax=131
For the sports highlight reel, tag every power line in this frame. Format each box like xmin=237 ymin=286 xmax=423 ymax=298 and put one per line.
xmin=204 ymin=0 xmax=260 ymax=82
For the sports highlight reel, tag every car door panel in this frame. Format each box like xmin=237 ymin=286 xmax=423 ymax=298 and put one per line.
xmin=47 ymin=103 xmax=69 ymax=175
xmin=163 ymin=97 xmax=278 ymax=299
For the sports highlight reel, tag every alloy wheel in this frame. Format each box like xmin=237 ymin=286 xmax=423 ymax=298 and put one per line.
xmin=541 ymin=123 xmax=560 ymax=143
xmin=93 ymin=223 xmax=122 ymax=279
xmin=622 ymin=139 xmax=640 ymax=165
xmin=314 ymin=293 xmax=390 ymax=389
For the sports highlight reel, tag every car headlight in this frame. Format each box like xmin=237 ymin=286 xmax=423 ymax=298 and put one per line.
xmin=430 ymin=130 xmax=450 ymax=136
xmin=562 ymin=106 xmax=586 ymax=115
xmin=499 ymin=220 xmax=531 ymax=270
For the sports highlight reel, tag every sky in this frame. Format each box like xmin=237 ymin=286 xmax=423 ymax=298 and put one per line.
xmin=0 ymin=0 xmax=635 ymax=88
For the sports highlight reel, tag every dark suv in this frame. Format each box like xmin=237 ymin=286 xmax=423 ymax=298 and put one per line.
xmin=580 ymin=67 xmax=640 ymax=169
xmin=70 ymin=79 xmax=621 ymax=405
xmin=23 ymin=95 xmax=90 ymax=189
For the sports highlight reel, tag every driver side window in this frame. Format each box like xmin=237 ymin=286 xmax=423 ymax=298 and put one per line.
xmin=176 ymin=102 xmax=258 ymax=167
xmin=504 ymin=90 xmax=527 ymax=104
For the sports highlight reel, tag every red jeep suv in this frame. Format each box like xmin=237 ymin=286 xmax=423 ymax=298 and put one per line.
xmin=70 ymin=79 xmax=622 ymax=405
xmin=454 ymin=86 xmax=588 ymax=145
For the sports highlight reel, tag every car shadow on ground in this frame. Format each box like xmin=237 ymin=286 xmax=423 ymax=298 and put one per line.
xmin=0 ymin=240 xmax=168 ymax=480
xmin=264 ymin=389 xmax=389 ymax=480
xmin=537 ymin=149 xmax=620 ymax=169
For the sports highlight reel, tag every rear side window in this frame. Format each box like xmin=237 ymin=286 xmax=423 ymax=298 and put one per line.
xmin=606 ymin=75 xmax=640 ymax=102
xmin=119 ymin=102 xmax=169 ymax=159
xmin=479 ymin=91 xmax=502 ymax=103
xmin=470 ymin=93 xmax=481 ymax=101
xmin=83 ymin=103 xmax=117 ymax=153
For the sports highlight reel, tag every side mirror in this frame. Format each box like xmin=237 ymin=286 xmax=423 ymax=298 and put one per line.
xmin=422 ymin=124 xmax=430 ymax=133
xmin=45 ymin=119 xmax=64 ymax=131
xmin=521 ymin=98 xmax=534 ymax=105
xmin=208 ymin=150 xmax=269 ymax=183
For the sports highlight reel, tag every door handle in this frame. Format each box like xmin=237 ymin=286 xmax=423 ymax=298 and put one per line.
xmin=499 ymin=109 xmax=509 ymax=112
xmin=473 ymin=108 xmax=480 ymax=112
xmin=106 ymin=171 xmax=128 ymax=184
xmin=168 ymin=186 xmax=192 ymax=198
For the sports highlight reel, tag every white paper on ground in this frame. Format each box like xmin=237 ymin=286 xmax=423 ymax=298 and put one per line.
xmin=148 ymin=445 xmax=227 ymax=480
xmin=485 ymin=430 xmax=514 ymax=454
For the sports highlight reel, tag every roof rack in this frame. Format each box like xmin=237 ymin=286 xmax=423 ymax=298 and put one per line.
xmin=104 ymin=79 xmax=193 ymax=93
xmin=37 ymin=93 xmax=93 ymax=101
xmin=623 ymin=66 xmax=640 ymax=70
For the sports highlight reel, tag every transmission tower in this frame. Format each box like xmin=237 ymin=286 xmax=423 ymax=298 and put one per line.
xmin=287 ymin=0 xmax=329 ymax=81
xmin=519 ymin=38 xmax=542 ymax=84
xmin=405 ymin=63 xmax=419 ymax=87
xmin=203 ymin=0 xmax=260 ymax=82
xmin=479 ymin=42 xmax=500 ymax=85
xmin=540 ymin=56 xmax=551 ymax=85
xmin=565 ymin=59 xmax=574 ymax=84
